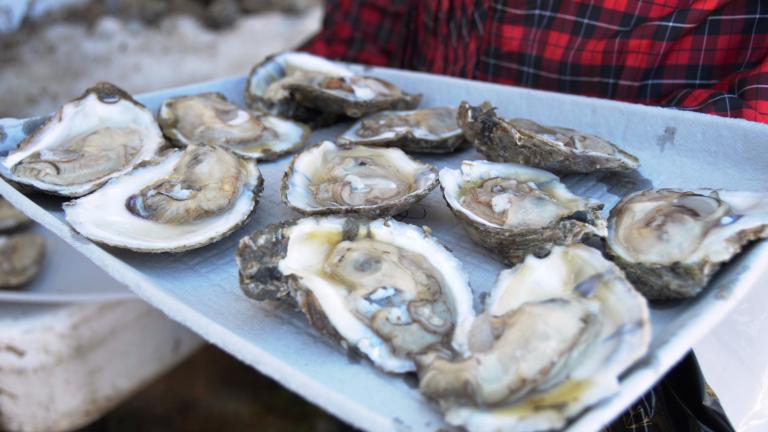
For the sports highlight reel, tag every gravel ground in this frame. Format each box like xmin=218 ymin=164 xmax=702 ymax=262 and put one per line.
xmin=0 ymin=6 xmax=322 ymax=117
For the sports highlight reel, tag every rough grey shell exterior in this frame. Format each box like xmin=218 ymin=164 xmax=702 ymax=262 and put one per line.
xmin=285 ymin=79 xmax=422 ymax=119
xmin=337 ymin=108 xmax=469 ymax=153
xmin=457 ymin=101 xmax=639 ymax=174
xmin=244 ymin=53 xmax=337 ymax=126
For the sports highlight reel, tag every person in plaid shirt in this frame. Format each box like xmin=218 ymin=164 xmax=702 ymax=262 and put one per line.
xmin=304 ymin=0 xmax=768 ymax=123
xmin=305 ymin=1 xmax=752 ymax=430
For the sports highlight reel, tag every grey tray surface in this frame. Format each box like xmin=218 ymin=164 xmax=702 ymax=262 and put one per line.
xmin=1 ymin=67 xmax=767 ymax=431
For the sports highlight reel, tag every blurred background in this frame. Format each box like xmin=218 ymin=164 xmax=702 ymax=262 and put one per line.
xmin=0 ymin=1 xmax=359 ymax=431
xmin=1 ymin=0 xmax=321 ymax=117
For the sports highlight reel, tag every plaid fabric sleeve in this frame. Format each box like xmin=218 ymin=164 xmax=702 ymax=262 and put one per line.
xmin=303 ymin=0 xmax=768 ymax=124
xmin=663 ymin=59 xmax=768 ymax=123
xmin=302 ymin=0 xmax=412 ymax=68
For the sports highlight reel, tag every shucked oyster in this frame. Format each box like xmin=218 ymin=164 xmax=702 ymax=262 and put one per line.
xmin=458 ymin=102 xmax=639 ymax=174
xmin=0 ymin=233 xmax=46 ymax=289
xmin=246 ymin=51 xmax=353 ymax=121
xmin=338 ymin=107 xmax=468 ymax=153
xmin=440 ymin=160 xmax=606 ymax=264
xmin=0 ymin=82 xmax=164 ymax=197
xmin=237 ymin=216 xmax=475 ymax=373
xmin=65 ymin=145 xmax=262 ymax=252
xmin=282 ymin=141 xmax=438 ymax=218
xmin=158 ymin=92 xmax=309 ymax=160
xmin=0 ymin=197 xmax=31 ymax=232
xmin=606 ymin=188 xmax=768 ymax=300
xmin=0 ymin=198 xmax=45 ymax=289
xmin=246 ymin=52 xmax=421 ymax=124
xmin=419 ymin=245 xmax=650 ymax=432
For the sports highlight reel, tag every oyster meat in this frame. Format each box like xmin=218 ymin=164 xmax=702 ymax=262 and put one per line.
xmin=606 ymin=188 xmax=768 ymax=299
xmin=158 ymin=92 xmax=309 ymax=160
xmin=419 ymin=244 xmax=650 ymax=432
xmin=237 ymin=216 xmax=475 ymax=373
xmin=282 ymin=141 xmax=438 ymax=218
xmin=0 ymin=197 xmax=30 ymax=232
xmin=0 ymin=82 xmax=164 ymax=197
xmin=0 ymin=233 xmax=46 ymax=289
xmin=246 ymin=52 xmax=421 ymax=124
xmin=65 ymin=145 xmax=262 ymax=252
xmin=338 ymin=107 xmax=468 ymax=153
xmin=440 ymin=160 xmax=606 ymax=264
xmin=458 ymin=102 xmax=639 ymax=174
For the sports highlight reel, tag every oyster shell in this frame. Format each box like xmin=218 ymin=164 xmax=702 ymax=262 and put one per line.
xmin=419 ymin=244 xmax=650 ymax=432
xmin=0 ymin=233 xmax=46 ymax=289
xmin=606 ymin=188 xmax=768 ymax=300
xmin=282 ymin=141 xmax=438 ymax=218
xmin=158 ymin=92 xmax=309 ymax=160
xmin=0 ymin=82 xmax=164 ymax=197
xmin=440 ymin=160 xmax=606 ymax=264
xmin=0 ymin=197 xmax=31 ymax=232
xmin=236 ymin=216 xmax=475 ymax=373
xmin=64 ymin=145 xmax=262 ymax=253
xmin=246 ymin=52 xmax=421 ymax=124
xmin=458 ymin=102 xmax=639 ymax=174
xmin=246 ymin=51 xmax=352 ymax=122
xmin=285 ymin=74 xmax=422 ymax=119
xmin=338 ymin=107 xmax=468 ymax=153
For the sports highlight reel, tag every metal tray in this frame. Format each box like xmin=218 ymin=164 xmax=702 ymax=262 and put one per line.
xmin=2 ymin=67 xmax=767 ymax=431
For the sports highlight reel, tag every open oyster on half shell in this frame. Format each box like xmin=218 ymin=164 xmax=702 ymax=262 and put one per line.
xmin=64 ymin=145 xmax=262 ymax=253
xmin=0 ymin=197 xmax=31 ymax=232
xmin=246 ymin=52 xmax=421 ymax=124
xmin=458 ymin=102 xmax=639 ymax=174
xmin=0 ymin=82 xmax=165 ymax=197
xmin=337 ymin=107 xmax=468 ymax=153
xmin=158 ymin=92 xmax=309 ymax=160
xmin=0 ymin=198 xmax=45 ymax=290
xmin=0 ymin=232 xmax=46 ymax=289
xmin=237 ymin=216 xmax=475 ymax=373
xmin=606 ymin=188 xmax=768 ymax=300
xmin=282 ymin=141 xmax=438 ymax=218
xmin=440 ymin=160 xmax=606 ymax=264
xmin=419 ymin=244 xmax=650 ymax=432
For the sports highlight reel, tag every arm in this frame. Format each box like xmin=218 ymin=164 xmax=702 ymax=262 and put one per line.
xmin=664 ymin=59 xmax=768 ymax=123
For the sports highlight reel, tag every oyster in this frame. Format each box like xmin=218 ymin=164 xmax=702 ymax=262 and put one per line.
xmin=338 ymin=107 xmax=468 ymax=153
xmin=285 ymin=75 xmax=422 ymax=119
xmin=440 ymin=160 xmax=606 ymax=264
xmin=419 ymin=244 xmax=650 ymax=432
xmin=282 ymin=141 xmax=438 ymax=218
xmin=246 ymin=52 xmax=421 ymax=123
xmin=606 ymin=188 xmax=768 ymax=300
xmin=158 ymin=92 xmax=309 ymax=160
xmin=0 ymin=82 xmax=164 ymax=197
xmin=0 ymin=233 xmax=46 ymax=289
xmin=64 ymin=145 xmax=262 ymax=253
xmin=458 ymin=102 xmax=639 ymax=174
xmin=0 ymin=197 xmax=31 ymax=232
xmin=237 ymin=216 xmax=475 ymax=373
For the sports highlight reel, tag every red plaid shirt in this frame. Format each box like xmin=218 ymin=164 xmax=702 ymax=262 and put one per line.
xmin=304 ymin=0 xmax=768 ymax=123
